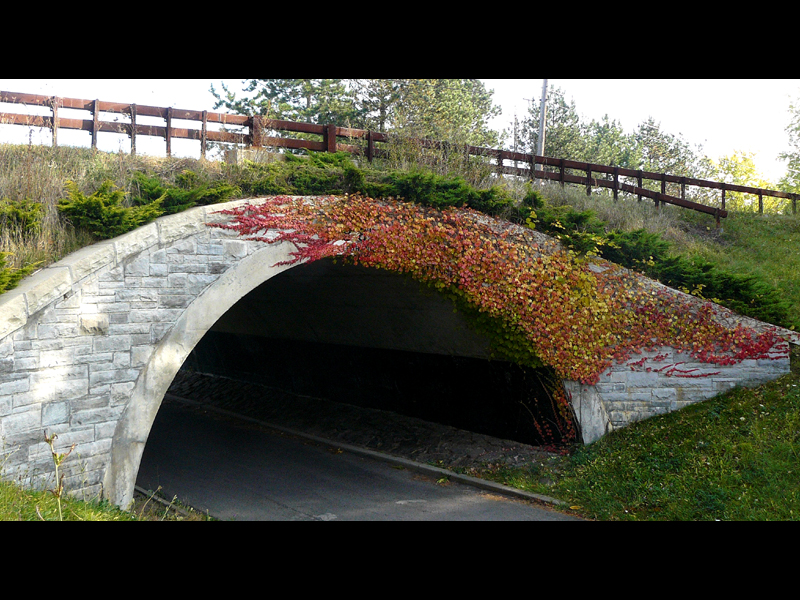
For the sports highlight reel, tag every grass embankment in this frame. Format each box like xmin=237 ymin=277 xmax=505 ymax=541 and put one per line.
xmin=473 ymin=345 xmax=800 ymax=521
xmin=464 ymin=194 xmax=800 ymax=520
xmin=1 ymin=142 xmax=799 ymax=520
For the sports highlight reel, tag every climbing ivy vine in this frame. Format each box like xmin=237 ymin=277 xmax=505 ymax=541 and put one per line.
xmin=209 ymin=194 xmax=791 ymax=443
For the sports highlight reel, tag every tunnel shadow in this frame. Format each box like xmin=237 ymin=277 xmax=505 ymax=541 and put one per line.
xmin=179 ymin=334 xmax=567 ymax=446
xmin=164 ymin=256 xmax=574 ymax=447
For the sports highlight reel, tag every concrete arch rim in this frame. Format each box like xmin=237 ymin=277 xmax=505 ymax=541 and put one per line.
xmin=102 ymin=240 xmax=297 ymax=508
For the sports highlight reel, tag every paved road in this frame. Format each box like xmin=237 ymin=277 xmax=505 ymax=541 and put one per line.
xmin=136 ymin=401 xmax=582 ymax=521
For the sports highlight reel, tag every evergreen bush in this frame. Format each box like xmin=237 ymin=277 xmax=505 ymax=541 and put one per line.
xmin=57 ymin=180 xmax=164 ymax=240
xmin=0 ymin=198 xmax=44 ymax=235
xmin=0 ymin=252 xmax=37 ymax=293
xmin=130 ymin=171 xmax=240 ymax=215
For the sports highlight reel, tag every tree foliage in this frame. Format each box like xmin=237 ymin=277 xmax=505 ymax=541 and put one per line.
xmin=209 ymin=79 xmax=356 ymax=124
xmin=210 ymin=79 xmax=503 ymax=146
xmin=516 ymin=86 xmax=706 ymax=179
xmin=630 ymin=117 xmax=700 ymax=176
xmin=390 ymin=79 xmax=503 ymax=147
xmin=346 ymin=79 xmax=405 ymax=132
xmin=707 ymin=150 xmax=783 ymax=212
xmin=519 ymin=86 xmax=586 ymax=160
xmin=779 ymin=95 xmax=800 ymax=195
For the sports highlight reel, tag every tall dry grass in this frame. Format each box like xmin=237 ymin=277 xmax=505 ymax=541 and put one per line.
xmin=524 ymin=179 xmax=719 ymax=252
xmin=376 ymin=132 xmax=499 ymax=190
xmin=0 ymin=143 xmax=227 ymax=271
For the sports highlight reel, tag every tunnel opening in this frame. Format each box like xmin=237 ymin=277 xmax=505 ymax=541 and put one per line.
xmin=168 ymin=257 xmax=577 ymax=447
xmin=178 ymin=334 xmax=568 ymax=446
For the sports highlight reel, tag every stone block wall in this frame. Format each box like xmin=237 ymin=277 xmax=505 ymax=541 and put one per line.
xmin=565 ymin=343 xmax=791 ymax=444
xmin=0 ymin=200 xmax=268 ymax=501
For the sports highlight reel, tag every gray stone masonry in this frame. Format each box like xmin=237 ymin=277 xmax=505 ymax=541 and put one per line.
xmin=0 ymin=196 xmax=796 ymax=505
xmin=0 ymin=198 xmax=270 ymax=501
xmin=565 ymin=343 xmax=792 ymax=443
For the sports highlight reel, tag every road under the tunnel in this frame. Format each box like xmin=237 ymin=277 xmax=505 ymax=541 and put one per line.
xmin=136 ymin=396 xmax=582 ymax=521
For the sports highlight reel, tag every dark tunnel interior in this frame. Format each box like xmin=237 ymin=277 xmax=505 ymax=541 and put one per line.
xmin=172 ymin=257 xmax=573 ymax=446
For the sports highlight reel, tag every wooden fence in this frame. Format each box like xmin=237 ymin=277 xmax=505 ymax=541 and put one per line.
xmin=0 ymin=91 xmax=251 ymax=157
xmin=1 ymin=90 xmax=797 ymax=224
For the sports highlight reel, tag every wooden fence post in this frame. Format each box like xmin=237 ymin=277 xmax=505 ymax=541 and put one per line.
xmin=165 ymin=107 xmax=173 ymax=157
xmin=129 ymin=104 xmax=137 ymax=155
xmin=367 ymin=130 xmax=374 ymax=162
xmin=721 ymin=186 xmax=726 ymax=210
xmin=201 ymin=110 xmax=208 ymax=159
xmin=559 ymin=159 xmax=565 ymax=187
xmin=50 ymin=97 xmax=59 ymax=147
xmin=658 ymin=173 xmax=665 ymax=209
xmin=91 ymin=99 xmax=99 ymax=151
xmin=586 ymin=165 xmax=592 ymax=196
xmin=613 ymin=166 xmax=619 ymax=201
xmin=250 ymin=115 xmax=263 ymax=149
xmin=325 ymin=123 xmax=337 ymax=153
xmin=637 ymin=170 xmax=643 ymax=202
xmin=758 ymin=190 xmax=763 ymax=214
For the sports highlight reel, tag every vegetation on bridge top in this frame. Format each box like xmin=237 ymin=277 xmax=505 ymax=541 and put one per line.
xmin=2 ymin=142 xmax=797 ymax=330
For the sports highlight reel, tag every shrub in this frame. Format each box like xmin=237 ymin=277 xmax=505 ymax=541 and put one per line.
xmin=600 ymin=228 xmax=793 ymax=328
xmin=130 ymin=171 xmax=240 ymax=215
xmin=523 ymin=194 xmax=795 ymax=329
xmin=0 ymin=252 xmax=37 ymax=293
xmin=0 ymin=198 xmax=44 ymax=235
xmin=57 ymin=180 xmax=164 ymax=240
xmin=378 ymin=168 xmax=515 ymax=217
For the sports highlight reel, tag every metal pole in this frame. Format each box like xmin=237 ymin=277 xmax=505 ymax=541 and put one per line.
xmin=536 ymin=79 xmax=547 ymax=178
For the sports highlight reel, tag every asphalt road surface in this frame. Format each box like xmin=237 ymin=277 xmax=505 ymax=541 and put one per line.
xmin=136 ymin=402 xmax=582 ymax=521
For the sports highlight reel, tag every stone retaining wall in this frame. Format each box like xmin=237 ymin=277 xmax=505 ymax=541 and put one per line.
xmin=566 ymin=344 xmax=791 ymax=443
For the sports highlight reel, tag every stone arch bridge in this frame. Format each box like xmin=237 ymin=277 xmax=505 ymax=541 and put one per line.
xmin=0 ymin=197 xmax=795 ymax=508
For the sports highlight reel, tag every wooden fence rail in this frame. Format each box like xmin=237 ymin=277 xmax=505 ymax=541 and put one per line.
xmin=1 ymin=90 xmax=797 ymax=224
xmin=0 ymin=91 xmax=251 ymax=157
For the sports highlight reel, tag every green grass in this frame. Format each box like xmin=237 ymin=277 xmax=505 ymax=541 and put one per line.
xmin=0 ymin=478 xmax=214 ymax=521
xmin=683 ymin=212 xmax=800 ymax=329
xmin=0 ymin=481 xmax=136 ymax=521
xmin=473 ymin=347 xmax=800 ymax=521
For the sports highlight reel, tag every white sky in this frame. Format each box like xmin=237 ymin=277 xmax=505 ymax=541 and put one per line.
xmin=2 ymin=78 xmax=799 ymax=183
xmin=483 ymin=78 xmax=800 ymax=183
